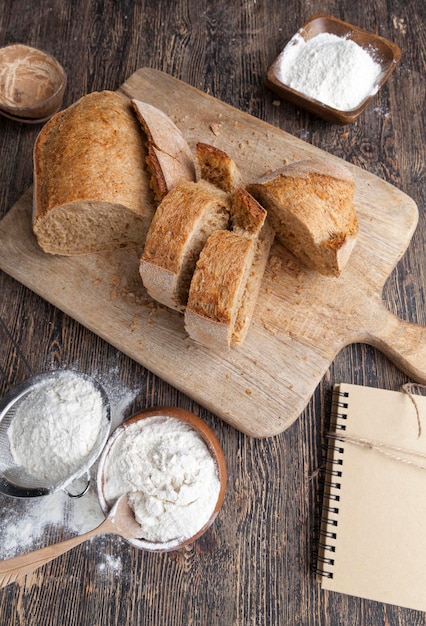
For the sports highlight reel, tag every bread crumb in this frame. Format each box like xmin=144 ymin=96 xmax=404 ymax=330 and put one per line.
xmin=130 ymin=314 xmax=139 ymax=331
xmin=272 ymin=100 xmax=281 ymax=107
xmin=268 ymin=255 xmax=282 ymax=281
xmin=245 ymin=389 xmax=252 ymax=395
xmin=110 ymin=274 xmax=121 ymax=287
xmin=92 ymin=278 xmax=102 ymax=285
xmin=210 ymin=123 xmax=221 ymax=136
xmin=261 ymin=320 xmax=277 ymax=334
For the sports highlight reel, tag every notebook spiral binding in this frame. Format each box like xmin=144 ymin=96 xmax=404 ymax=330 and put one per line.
xmin=313 ymin=389 xmax=349 ymax=580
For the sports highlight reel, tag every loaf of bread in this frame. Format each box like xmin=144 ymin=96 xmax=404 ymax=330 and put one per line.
xmin=139 ymin=180 xmax=230 ymax=311
xmin=184 ymin=189 xmax=275 ymax=349
xmin=247 ymin=159 xmax=358 ymax=277
xmin=33 ymin=91 xmax=155 ymax=255
xmin=132 ymin=99 xmax=196 ymax=202
xmin=196 ymin=142 xmax=243 ymax=193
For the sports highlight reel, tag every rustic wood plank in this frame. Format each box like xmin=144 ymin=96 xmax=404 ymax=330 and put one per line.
xmin=0 ymin=0 xmax=424 ymax=624
xmin=1 ymin=70 xmax=424 ymax=438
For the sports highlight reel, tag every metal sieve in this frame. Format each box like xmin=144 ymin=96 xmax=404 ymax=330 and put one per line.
xmin=0 ymin=371 xmax=111 ymax=498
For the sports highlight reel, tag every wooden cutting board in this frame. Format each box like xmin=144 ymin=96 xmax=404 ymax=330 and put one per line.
xmin=1 ymin=68 xmax=425 ymax=437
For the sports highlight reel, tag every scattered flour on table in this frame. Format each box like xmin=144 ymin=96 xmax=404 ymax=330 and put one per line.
xmin=0 ymin=372 xmax=137 ymax=559
xmin=8 ymin=371 xmax=105 ymax=483
xmin=97 ymin=553 xmax=122 ymax=574
xmin=275 ymin=32 xmax=383 ymax=111
xmin=103 ymin=415 xmax=220 ymax=545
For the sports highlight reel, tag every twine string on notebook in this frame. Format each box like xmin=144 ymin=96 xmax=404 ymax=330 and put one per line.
xmin=325 ymin=433 xmax=426 ymax=471
xmin=327 ymin=383 xmax=426 ymax=471
xmin=309 ymin=384 xmax=426 ymax=481
xmin=401 ymin=382 xmax=425 ymax=438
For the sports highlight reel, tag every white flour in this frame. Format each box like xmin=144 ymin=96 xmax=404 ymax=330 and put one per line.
xmin=275 ymin=32 xmax=383 ymax=111
xmin=8 ymin=371 xmax=105 ymax=483
xmin=103 ymin=415 xmax=220 ymax=545
xmin=0 ymin=374 xmax=137 ymax=560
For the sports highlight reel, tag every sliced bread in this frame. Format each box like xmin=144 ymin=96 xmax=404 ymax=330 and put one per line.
xmin=139 ymin=180 xmax=230 ymax=311
xmin=33 ymin=90 xmax=155 ymax=255
xmin=132 ymin=99 xmax=196 ymax=202
xmin=184 ymin=189 xmax=274 ymax=349
xmin=196 ymin=142 xmax=243 ymax=193
xmin=247 ymin=158 xmax=358 ymax=277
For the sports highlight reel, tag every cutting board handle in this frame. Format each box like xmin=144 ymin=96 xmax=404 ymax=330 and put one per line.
xmin=363 ymin=300 xmax=426 ymax=384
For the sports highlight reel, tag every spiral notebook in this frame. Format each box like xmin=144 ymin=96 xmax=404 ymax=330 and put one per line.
xmin=316 ymin=383 xmax=426 ymax=612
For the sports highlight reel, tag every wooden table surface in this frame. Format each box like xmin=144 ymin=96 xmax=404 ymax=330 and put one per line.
xmin=0 ymin=1 xmax=424 ymax=625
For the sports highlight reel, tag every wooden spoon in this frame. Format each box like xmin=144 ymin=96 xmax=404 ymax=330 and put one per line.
xmin=0 ymin=494 xmax=142 ymax=588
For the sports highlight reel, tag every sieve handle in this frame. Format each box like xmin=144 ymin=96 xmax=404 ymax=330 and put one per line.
xmin=63 ymin=471 xmax=91 ymax=498
xmin=0 ymin=515 xmax=116 ymax=588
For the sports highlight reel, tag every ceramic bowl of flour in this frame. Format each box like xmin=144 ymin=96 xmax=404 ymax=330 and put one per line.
xmin=97 ymin=407 xmax=227 ymax=551
xmin=266 ymin=14 xmax=401 ymax=124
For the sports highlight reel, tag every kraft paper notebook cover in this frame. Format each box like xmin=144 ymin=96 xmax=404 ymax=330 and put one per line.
xmin=316 ymin=383 xmax=426 ymax=612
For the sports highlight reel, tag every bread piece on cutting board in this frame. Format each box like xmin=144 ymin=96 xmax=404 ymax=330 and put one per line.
xmin=33 ymin=90 xmax=155 ymax=255
xmin=185 ymin=189 xmax=275 ymax=350
xmin=131 ymin=99 xmax=196 ymax=202
xmin=139 ymin=180 xmax=231 ymax=312
xmin=247 ymin=158 xmax=358 ymax=277
xmin=196 ymin=142 xmax=243 ymax=193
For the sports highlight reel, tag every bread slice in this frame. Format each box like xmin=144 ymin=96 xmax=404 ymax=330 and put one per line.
xmin=139 ymin=180 xmax=230 ymax=311
xmin=230 ymin=187 xmax=268 ymax=237
xmin=33 ymin=91 xmax=155 ymax=255
xmin=196 ymin=142 xmax=243 ymax=193
xmin=247 ymin=158 xmax=358 ymax=277
xmin=132 ymin=99 xmax=196 ymax=202
xmin=184 ymin=189 xmax=274 ymax=349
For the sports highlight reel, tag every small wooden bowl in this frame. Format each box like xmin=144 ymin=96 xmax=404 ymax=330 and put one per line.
xmin=266 ymin=14 xmax=401 ymax=124
xmin=97 ymin=407 xmax=227 ymax=551
xmin=0 ymin=44 xmax=66 ymax=122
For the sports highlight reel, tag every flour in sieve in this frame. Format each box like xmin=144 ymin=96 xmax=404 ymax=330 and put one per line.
xmin=275 ymin=32 xmax=383 ymax=111
xmin=8 ymin=371 xmax=105 ymax=483
xmin=103 ymin=416 xmax=220 ymax=545
xmin=0 ymin=380 xmax=136 ymax=560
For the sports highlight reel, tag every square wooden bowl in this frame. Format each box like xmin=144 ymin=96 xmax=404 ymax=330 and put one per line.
xmin=266 ymin=14 xmax=401 ymax=124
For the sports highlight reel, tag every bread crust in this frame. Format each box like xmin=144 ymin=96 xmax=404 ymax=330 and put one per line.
xmin=230 ymin=187 xmax=267 ymax=236
xmin=132 ymin=99 xmax=196 ymax=202
xmin=185 ymin=220 xmax=274 ymax=349
xmin=247 ymin=158 xmax=358 ymax=277
xmin=196 ymin=142 xmax=243 ymax=193
xmin=33 ymin=90 xmax=155 ymax=255
xmin=184 ymin=190 xmax=274 ymax=349
xmin=185 ymin=230 xmax=254 ymax=347
xmin=140 ymin=180 xmax=230 ymax=311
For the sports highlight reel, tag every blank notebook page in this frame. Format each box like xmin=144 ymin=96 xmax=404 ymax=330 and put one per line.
xmin=317 ymin=382 xmax=426 ymax=612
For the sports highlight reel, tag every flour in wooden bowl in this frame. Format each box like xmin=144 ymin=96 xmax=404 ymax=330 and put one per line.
xmin=275 ymin=32 xmax=383 ymax=111
xmin=101 ymin=414 xmax=222 ymax=549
